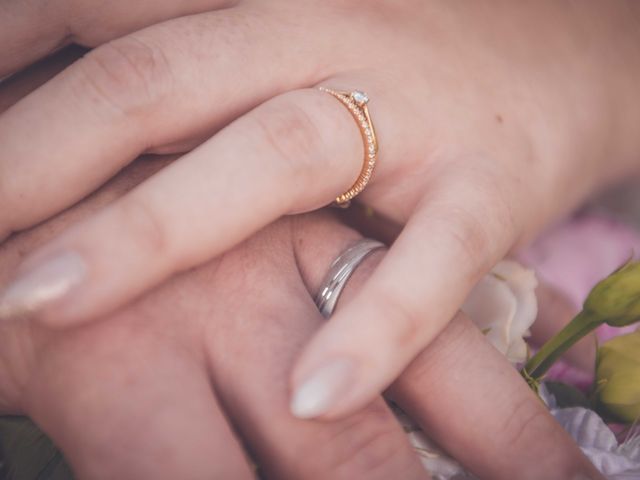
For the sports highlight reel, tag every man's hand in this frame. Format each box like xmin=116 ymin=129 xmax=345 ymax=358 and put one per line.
xmin=0 ymin=157 xmax=600 ymax=479
xmin=0 ymin=162 xmax=428 ymax=479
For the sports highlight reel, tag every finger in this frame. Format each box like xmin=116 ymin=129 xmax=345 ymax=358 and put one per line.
xmin=22 ymin=314 xmax=254 ymax=479
xmin=0 ymin=152 xmax=254 ymax=478
xmin=328 ymin=247 xmax=602 ymax=479
xmin=0 ymin=156 xmax=173 ymax=414
xmin=203 ymin=223 xmax=428 ymax=480
xmin=0 ymin=43 xmax=84 ymax=244
xmin=0 ymin=0 xmax=234 ymax=77
xmin=0 ymin=45 xmax=86 ymax=115
xmin=290 ymin=173 xmax=518 ymax=419
xmin=0 ymin=87 xmax=363 ymax=325
xmin=390 ymin=313 xmax=603 ymax=480
xmin=0 ymin=4 xmax=324 ymax=238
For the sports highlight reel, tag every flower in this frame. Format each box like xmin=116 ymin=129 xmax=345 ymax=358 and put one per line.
xmin=517 ymin=213 xmax=640 ymax=387
xmin=398 ymin=381 xmax=640 ymax=480
xmin=523 ymin=260 xmax=640 ymax=384
xmin=519 ymin=213 xmax=640 ymax=343
xmin=520 ymin=215 xmax=640 ymax=309
xmin=585 ymin=262 xmax=640 ymax=327
xmin=596 ymin=332 xmax=640 ymax=424
xmin=462 ymin=260 xmax=538 ymax=363
xmin=540 ymin=383 xmax=640 ymax=479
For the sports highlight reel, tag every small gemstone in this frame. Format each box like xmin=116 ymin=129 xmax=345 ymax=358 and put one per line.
xmin=352 ymin=91 xmax=369 ymax=106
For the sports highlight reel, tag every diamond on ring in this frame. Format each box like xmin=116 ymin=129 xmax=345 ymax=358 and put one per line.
xmin=351 ymin=91 xmax=369 ymax=106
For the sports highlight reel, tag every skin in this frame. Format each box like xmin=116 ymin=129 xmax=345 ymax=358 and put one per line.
xmin=0 ymin=163 xmax=601 ymax=480
xmin=0 ymin=49 xmax=604 ymax=480
xmin=1 ymin=0 xmax=639 ymax=428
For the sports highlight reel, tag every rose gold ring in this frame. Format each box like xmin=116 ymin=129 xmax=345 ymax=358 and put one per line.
xmin=318 ymin=87 xmax=378 ymax=207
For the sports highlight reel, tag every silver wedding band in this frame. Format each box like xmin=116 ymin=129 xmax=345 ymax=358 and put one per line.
xmin=314 ymin=239 xmax=387 ymax=318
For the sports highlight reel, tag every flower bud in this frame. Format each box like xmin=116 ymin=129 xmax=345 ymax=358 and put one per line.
xmin=595 ymin=332 xmax=640 ymax=423
xmin=523 ymin=261 xmax=640 ymax=383
xmin=584 ymin=261 xmax=640 ymax=327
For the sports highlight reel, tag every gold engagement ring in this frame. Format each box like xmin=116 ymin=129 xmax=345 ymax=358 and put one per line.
xmin=318 ymin=87 xmax=378 ymax=207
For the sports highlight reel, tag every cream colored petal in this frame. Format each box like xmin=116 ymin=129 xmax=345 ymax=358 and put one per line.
xmin=493 ymin=260 xmax=538 ymax=345
xmin=462 ymin=273 xmax=517 ymax=354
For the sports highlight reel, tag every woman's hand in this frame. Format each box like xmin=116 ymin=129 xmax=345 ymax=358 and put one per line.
xmin=0 ymin=0 xmax=236 ymax=78
xmin=0 ymin=161 xmax=601 ymax=480
xmin=1 ymin=1 xmax=640 ymax=420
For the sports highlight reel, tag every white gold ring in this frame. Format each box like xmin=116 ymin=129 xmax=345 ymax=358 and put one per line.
xmin=314 ymin=239 xmax=387 ymax=318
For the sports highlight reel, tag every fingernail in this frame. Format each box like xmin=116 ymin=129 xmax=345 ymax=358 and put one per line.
xmin=0 ymin=251 xmax=86 ymax=320
xmin=290 ymin=357 xmax=356 ymax=419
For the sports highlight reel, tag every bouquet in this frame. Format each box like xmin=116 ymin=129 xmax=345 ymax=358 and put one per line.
xmin=405 ymin=215 xmax=640 ymax=479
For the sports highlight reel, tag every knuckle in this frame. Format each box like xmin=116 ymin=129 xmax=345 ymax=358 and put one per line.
xmin=250 ymin=95 xmax=324 ymax=185
xmin=75 ymin=36 xmax=174 ymax=115
xmin=499 ymin=396 xmax=552 ymax=452
xmin=444 ymin=208 xmax=491 ymax=265
xmin=375 ymin=290 xmax=426 ymax=348
xmin=305 ymin=402 xmax=416 ymax=479
xmin=117 ymin=197 xmax=171 ymax=259
xmin=401 ymin=316 xmax=473 ymax=385
xmin=498 ymin=396 xmax=585 ymax=478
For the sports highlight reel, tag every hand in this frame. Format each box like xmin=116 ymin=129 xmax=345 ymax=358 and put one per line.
xmin=0 ymin=168 xmax=600 ymax=480
xmin=2 ymin=1 xmax=640 ymax=421
xmin=0 ymin=57 xmax=601 ymax=479
xmin=0 ymin=0 xmax=235 ymax=78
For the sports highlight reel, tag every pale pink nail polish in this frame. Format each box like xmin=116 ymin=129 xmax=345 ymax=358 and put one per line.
xmin=0 ymin=251 xmax=86 ymax=320
xmin=290 ymin=357 xmax=356 ymax=419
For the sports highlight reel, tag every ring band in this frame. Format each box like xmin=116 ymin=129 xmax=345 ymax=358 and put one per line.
xmin=318 ymin=87 xmax=378 ymax=207
xmin=314 ymin=239 xmax=387 ymax=318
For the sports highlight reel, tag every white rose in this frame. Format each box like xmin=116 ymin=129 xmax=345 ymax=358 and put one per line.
xmin=461 ymin=260 xmax=538 ymax=364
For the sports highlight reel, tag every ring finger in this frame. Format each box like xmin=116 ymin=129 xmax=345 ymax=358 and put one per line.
xmin=203 ymin=222 xmax=428 ymax=479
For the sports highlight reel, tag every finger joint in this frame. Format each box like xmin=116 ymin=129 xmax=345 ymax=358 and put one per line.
xmin=74 ymin=36 xmax=175 ymax=116
xmin=116 ymin=197 xmax=172 ymax=260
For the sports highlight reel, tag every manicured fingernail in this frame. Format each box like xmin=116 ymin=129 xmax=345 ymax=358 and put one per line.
xmin=0 ymin=251 xmax=86 ymax=320
xmin=290 ymin=357 xmax=356 ymax=419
